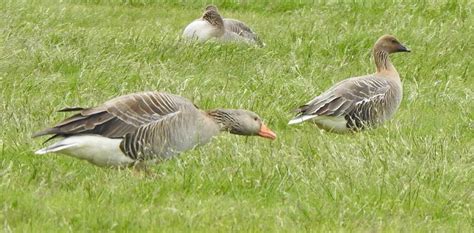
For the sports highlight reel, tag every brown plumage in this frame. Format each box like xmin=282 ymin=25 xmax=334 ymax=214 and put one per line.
xmin=33 ymin=92 xmax=276 ymax=167
xmin=202 ymin=9 xmax=225 ymax=30
xmin=288 ymin=35 xmax=410 ymax=132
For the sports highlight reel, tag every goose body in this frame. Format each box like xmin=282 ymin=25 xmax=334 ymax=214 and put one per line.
xmin=33 ymin=92 xmax=276 ymax=167
xmin=289 ymin=35 xmax=410 ymax=132
xmin=182 ymin=19 xmax=222 ymax=41
xmin=182 ymin=5 xmax=263 ymax=46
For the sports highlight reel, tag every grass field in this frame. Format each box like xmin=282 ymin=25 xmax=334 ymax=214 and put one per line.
xmin=1 ymin=0 xmax=473 ymax=231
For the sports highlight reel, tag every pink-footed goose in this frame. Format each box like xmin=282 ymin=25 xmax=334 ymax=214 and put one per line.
xmin=288 ymin=35 xmax=410 ymax=132
xmin=182 ymin=5 xmax=263 ymax=46
xmin=33 ymin=92 xmax=276 ymax=167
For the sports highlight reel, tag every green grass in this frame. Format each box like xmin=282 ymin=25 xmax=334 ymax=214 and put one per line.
xmin=1 ymin=0 xmax=473 ymax=231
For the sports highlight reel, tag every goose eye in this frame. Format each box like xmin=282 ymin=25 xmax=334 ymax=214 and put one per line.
xmin=254 ymin=117 xmax=258 ymax=121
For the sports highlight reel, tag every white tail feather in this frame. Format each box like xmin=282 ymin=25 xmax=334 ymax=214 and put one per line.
xmin=35 ymin=142 xmax=78 ymax=155
xmin=288 ymin=115 xmax=318 ymax=125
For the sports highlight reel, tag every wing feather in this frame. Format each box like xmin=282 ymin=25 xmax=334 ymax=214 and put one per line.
xmin=223 ymin=19 xmax=263 ymax=46
xmin=32 ymin=92 xmax=196 ymax=139
xmin=120 ymin=111 xmax=183 ymax=161
xmin=292 ymin=76 xmax=392 ymax=125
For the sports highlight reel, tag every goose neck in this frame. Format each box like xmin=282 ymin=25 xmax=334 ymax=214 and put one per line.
xmin=373 ymin=49 xmax=396 ymax=74
xmin=207 ymin=109 xmax=233 ymax=131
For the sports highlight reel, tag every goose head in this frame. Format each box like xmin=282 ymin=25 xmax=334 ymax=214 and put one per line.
xmin=374 ymin=35 xmax=411 ymax=54
xmin=202 ymin=8 xmax=224 ymax=28
xmin=208 ymin=109 xmax=277 ymax=140
xmin=205 ymin=4 xmax=218 ymax=12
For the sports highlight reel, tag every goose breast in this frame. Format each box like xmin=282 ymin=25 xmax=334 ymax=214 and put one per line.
xmin=182 ymin=20 xmax=220 ymax=41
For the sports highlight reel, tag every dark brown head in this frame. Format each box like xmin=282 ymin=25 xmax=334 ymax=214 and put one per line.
xmin=374 ymin=35 xmax=411 ymax=54
xmin=202 ymin=9 xmax=224 ymax=28
xmin=208 ymin=109 xmax=277 ymax=140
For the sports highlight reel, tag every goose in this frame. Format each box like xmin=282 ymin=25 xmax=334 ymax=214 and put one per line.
xmin=288 ymin=35 xmax=410 ymax=133
xmin=182 ymin=5 xmax=263 ymax=46
xmin=33 ymin=91 xmax=276 ymax=167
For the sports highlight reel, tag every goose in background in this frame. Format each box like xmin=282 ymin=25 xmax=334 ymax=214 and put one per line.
xmin=182 ymin=7 xmax=225 ymax=42
xmin=288 ymin=35 xmax=410 ymax=133
xmin=33 ymin=92 xmax=276 ymax=167
xmin=182 ymin=5 xmax=263 ymax=46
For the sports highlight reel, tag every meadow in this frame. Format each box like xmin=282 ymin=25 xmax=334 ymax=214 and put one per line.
xmin=0 ymin=0 xmax=472 ymax=231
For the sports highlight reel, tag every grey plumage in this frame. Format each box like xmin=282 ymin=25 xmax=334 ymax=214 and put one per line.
xmin=32 ymin=92 xmax=194 ymax=139
xmin=223 ymin=18 xmax=264 ymax=47
xmin=33 ymin=92 xmax=276 ymax=166
xmin=120 ymin=108 xmax=220 ymax=161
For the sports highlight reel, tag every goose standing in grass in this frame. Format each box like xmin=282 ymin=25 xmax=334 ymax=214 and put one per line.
xmin=33 ymin=92 xmax=276 ymax=167
xmin=288 ymin=35 xmax=410 ymax=132
xmin=182 ymin=5 xmax=263 ymax=46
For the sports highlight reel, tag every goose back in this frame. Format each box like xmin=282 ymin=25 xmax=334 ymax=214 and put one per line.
xmin=32 ymin=92 xmax=196 ymax=140
xmin=223 ymin=19 xmax=263 ymax=46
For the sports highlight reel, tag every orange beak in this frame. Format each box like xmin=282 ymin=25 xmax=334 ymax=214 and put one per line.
xmin=258 ymin=123 xmax=277 ymax=140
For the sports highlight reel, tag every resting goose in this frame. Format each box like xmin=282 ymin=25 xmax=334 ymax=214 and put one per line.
xmin=182 ymin=5 xmax=263 ymax=46
xmin=33 ymin=92 xmax=276 ymax=167
xmin=288 ymin=35 xmax=410 ymax=132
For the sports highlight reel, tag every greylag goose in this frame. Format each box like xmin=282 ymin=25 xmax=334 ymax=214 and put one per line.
xmin=33 ymin=92 xmax=276 ymax=167
xmin=288 ymin=35 xmax=410 ymax=132
xmin=182 ymin=5 xmax=263 ymax=46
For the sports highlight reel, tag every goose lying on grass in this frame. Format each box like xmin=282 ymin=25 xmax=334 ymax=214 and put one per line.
xmin=33 ymin=92 xmax=276 ymax=167
xmin=289 ymin=35 xmax=410 ymax=133
xmin=182 ymin=5 xmax=263 ymax=46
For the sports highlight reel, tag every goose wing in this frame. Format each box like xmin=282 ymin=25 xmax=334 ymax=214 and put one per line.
xmin=119 ymin=109 xmax=214 ymax=161
xmin=223 ymin=19 xmax=263 ymax=46
xmin=290 ymin=76 xmax=391 ymax=124
xmin=33 ymin=92 xmax=197 ymax=140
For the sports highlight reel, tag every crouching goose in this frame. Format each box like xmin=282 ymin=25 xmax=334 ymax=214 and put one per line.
xmin=182 ymin=5 xmax=263 ymax=46
xmin=288 ymin=35 xmax=410 ymax=133
xmin=33 ymin=92 xmax=276 ymax=167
